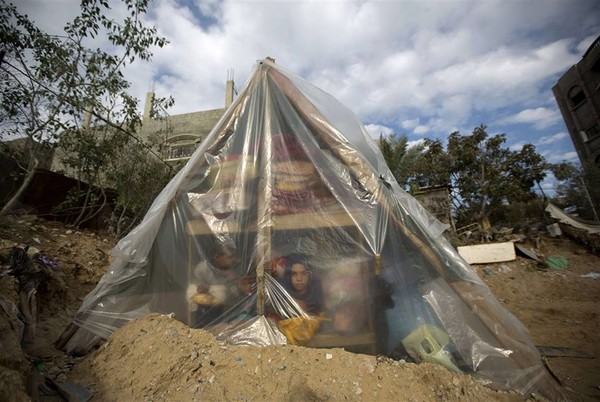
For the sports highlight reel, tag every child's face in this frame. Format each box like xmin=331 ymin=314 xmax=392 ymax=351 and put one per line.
xmin=214 ymin=251 xmax=238 ymax=270
xmin=272 ymin=257 xmax=286 ymax=278
xmin=291 ymin=263 xmax=309 ymax=294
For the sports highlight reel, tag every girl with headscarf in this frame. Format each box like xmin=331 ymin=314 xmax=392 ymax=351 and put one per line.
xmin=282 ymin=254 xmax=324 ymax=315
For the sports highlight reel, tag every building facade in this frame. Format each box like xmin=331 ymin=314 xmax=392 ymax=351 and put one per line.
xmin=553 ymin=35 xmax=600 ymax=168
xmin=140 ymin=79 xmax=235 ymax=164
xmin=50 ymin=78 xmax=235 ymax=179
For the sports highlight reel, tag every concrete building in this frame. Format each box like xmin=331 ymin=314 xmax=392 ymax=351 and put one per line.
xmin=552 ymin=35 xmax=600 ymax=168
xmin=140 ymin=76 xmax=236 ymax=164
xmin=49 ymin=75 xmax=235 ymax=179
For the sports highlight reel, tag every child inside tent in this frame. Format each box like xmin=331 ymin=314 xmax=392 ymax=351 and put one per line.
xmin=187 ymin=243 xmax=242 ymax=327
xmin=281 ymin=255 xmax=324 ymax=315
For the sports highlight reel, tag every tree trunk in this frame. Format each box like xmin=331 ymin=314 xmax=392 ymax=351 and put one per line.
xmin=76 ymin=188 xmax=108 ymax=228
xmin=0 ymin=160 xmax=38 ymax=218
xmin=122 ymin=208 xmax=142 ymax=238
xmin=116 ymin=201 xmax=130 ymax=237
xmin=479 ymin=161 xmax=486 ymax=220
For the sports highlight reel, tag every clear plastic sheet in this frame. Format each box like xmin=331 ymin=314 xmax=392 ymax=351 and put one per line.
xmin=62 ymin=59 xmax=563 ymax=399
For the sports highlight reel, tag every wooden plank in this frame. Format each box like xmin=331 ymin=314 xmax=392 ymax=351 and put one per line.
xmin=186 ymin=207 xmax=357 ymax=235
xmin=273 ymin=207 xmax=356 ymax=230
xmin=515 ymin=244 xmax=540 ymax=261
xmin=457 ymin=241 xmax=516 ymax=264
xmin=187 ymin=219 xmax=242 ymax=235
xmin=306 ymin=331 xmax=375 ymax=349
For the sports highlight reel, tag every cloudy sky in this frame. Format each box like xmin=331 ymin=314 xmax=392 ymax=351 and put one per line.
xmin=18 ymin=0 xmax=600 ymax=193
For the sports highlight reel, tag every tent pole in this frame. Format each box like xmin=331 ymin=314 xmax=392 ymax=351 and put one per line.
xmin=256 ymin=65 xmax=273 ymax=316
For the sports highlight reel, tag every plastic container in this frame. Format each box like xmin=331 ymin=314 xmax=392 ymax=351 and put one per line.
xmin=402 ymin=324 xmax=462 ymax=373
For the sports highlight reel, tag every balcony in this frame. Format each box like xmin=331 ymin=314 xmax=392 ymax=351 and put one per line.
xmin=164 ymin=143 xmax=197 ymax=162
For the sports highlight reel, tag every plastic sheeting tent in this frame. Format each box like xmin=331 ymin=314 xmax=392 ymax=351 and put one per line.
xmin=58 ymin=58 xmax=564 ymax=399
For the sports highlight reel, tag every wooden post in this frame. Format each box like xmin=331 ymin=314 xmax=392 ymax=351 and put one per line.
xmin=255 ymin=64 xmax=273 ymax=315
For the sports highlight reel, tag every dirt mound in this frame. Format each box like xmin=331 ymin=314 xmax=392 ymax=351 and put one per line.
xmin=70 ymin=313 xmax=522 ymax=401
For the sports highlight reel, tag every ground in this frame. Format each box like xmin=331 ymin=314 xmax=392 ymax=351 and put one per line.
xmin=0 ymin=215 xmax=598 ymax=401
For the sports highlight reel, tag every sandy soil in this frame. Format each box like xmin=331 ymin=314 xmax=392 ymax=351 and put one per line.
xmin=0 ymin=215 xmax=598 ymax=401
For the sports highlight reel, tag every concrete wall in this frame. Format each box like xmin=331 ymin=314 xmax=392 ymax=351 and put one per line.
xmin=141 ymin=108 xmax=225 ymax=141
xmin=139 ymin=79 xmax=235 ymax=163
xmin=412 ymin=185 xmax=453 ymax=228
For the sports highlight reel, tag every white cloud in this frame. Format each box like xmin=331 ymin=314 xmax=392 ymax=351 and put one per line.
xmin=497 ymin=107 xmax=562 ymax=130
xmin=414 ymin=126 xmax=430 ymax=135
xmin=509 ymin=142 xmax=527 ymax=151
xmin=401 ymin=119 xmax=420 ymax=130
xmin=544 ymin=150 xmax=579 ymax=163
xmin=541 ymin=181 xmax=555 ymax=190
xmin=18 ymin=0 xmax=81 ymax=33
xmin=407 ymin=139 xmax=425 ymax=149
xmin=537 ymin=132 xmax=568 ymax=145
xmin=13 ymin=0 xmax=599 ymax=163
xmin=364 ymin=124 xmax=394 ymax=139
xmin=576 ymin=34 xmax=598 ymax=55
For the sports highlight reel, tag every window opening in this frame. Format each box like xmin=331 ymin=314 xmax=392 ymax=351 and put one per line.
xmin=568 ymin=86 xmax=586 ymax=107
xmin=585 ymin=125 xmax=600 ymax=142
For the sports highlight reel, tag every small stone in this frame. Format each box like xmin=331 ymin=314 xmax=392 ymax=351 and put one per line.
xmin=26 ymin=247 xmax=40 ymax=256
xmin=325 ymin=353 xmax=333 ymax=360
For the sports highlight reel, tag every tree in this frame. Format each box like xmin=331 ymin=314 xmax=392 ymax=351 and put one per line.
xmin=411 ymin=138 xmax=452 ymax=189
xmin=105 ymin=132 xmax=173 ymax=236
xmin=54 ymin=124 xmax=126 ymax=227
xmin=377 ymin=132 xmax=424 ymax=187
xmin=0 ymin=0 xmax=167 ymax=217
xmin=551 ymin=161 xmax=600 ymax=221
xmin=52 ymin=90 xmax=175 ymax=229
xmin=412 ymin=125 xmax=548 ymax=226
